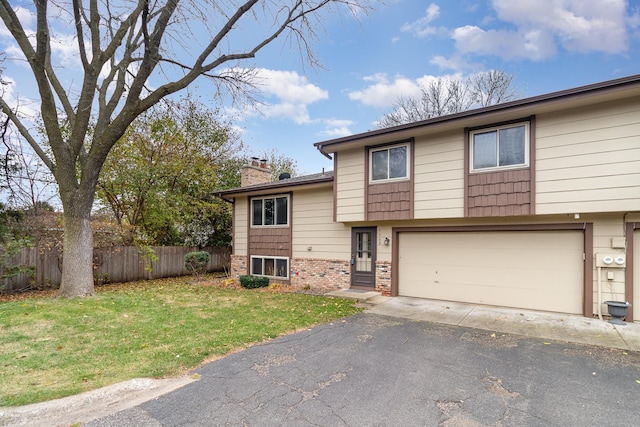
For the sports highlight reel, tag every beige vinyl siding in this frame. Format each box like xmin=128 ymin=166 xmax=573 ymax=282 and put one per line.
xmin=413 ymin=132 xmax=465 ymax=218
xmin=292 ymin=187 xmax=351 ymax=259
xmin=335 ymin=148 xmax=365 ymax=222
xmin=536 ymin=97 xmax=640 ymax=214
xmin=592 ymin=215 xmax=627 ymax=314
xmin=233 ymin=197 xmax=248 ymax=256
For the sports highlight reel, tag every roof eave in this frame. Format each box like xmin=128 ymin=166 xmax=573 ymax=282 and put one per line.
xmin=314 ymin=73 xmax=640 ymax=152
xmin=216 ymin=175 xmax=334 ymax=198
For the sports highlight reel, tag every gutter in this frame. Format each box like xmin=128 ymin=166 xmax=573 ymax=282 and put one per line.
xmin=314 ymin=73 xmax=640 ymax=153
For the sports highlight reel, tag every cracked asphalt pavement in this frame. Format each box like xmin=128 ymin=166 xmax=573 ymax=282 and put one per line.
xmin=78 ymin=312 xmax=640 ymax=426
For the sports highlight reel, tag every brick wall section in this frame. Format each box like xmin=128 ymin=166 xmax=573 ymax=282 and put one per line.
xmin=249 ymin=228 xmax=291 ymax=257
xmin=290 ymin=258 xmax=351 ymax=292
xmin=375 ymin=261 xmax=391 ymax=296
xmin=232 ymin=256 xmax=392 ymax=296
xmin=467 ymin=168 xmax=532 ymax=217
xmin=367 ymin=181 xmax=412 ymax=220
xmin=231 ymin=255 xmax=247 ymax=277
xmin=241 ymin=165 xmax=271 ymax=187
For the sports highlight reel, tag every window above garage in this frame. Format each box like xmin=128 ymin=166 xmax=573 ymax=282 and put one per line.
xmin=470 ymin=122 xmax=529 ymax=172
xmin=369 ymin=143 xmax=410 ymax=183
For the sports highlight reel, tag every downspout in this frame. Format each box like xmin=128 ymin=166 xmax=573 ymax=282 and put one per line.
xmin=597 ymin=265 xmax=603 ymax=321
xmin=214 ymin=193 xmax=235 ymax=205
xmin=315 ymin=144 xmax=333 ymax=160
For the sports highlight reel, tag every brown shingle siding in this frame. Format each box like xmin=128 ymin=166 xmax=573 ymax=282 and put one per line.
xmin=366 ymin=180 xmax=412 ymax=221
xmin=467 ymin=167 xmax=532 ymax=217
xmin=249 ymin=227 xmax=291 ymax=257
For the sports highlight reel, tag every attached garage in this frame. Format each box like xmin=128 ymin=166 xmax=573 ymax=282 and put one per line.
xmin=395 ymin=226 xmax=590 ymax=315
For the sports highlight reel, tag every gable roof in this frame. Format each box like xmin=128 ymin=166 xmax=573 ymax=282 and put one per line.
xmin=315 ymin=73 xmax=640 ymax=156
xmin=217 ymin=170 xmax=334 ymax=198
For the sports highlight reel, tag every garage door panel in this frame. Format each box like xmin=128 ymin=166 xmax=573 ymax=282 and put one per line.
xmin=398 ymin=231 xmax=583 ymax=314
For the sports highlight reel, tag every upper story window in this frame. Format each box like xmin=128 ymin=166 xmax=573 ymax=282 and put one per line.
xmin=252 ymin=195 xmax=288 ymax=226
xmin=370 ymin=143 xmax=409 ymax=182
xmin=471 ymin=122 xmax=529 ymax=172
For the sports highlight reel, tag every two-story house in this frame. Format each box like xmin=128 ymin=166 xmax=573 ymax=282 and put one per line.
xmin=218 ymin=74 xmax=640 ymax=322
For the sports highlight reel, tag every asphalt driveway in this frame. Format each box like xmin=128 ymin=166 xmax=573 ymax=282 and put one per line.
xmin=82 ymin=312 xmax=640 ymax=427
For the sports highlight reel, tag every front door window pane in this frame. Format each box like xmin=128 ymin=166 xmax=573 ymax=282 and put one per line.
xmin=389 ymin=146 xmax=407 ymax=179
xmin=355 ymin=232 xmax=372 ymax=272
xmin=498 ymin=125 xmax=525 ymax=166
xmin=473 ymin=131 xmax=497 ymax=169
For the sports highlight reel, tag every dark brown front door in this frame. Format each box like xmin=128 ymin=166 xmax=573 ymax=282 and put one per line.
xmin=351 ymin=227 xmax=376 ymax=289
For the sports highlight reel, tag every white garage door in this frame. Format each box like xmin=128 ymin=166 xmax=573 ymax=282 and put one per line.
xmin=398 ymin=231 xmax=584 ymax=314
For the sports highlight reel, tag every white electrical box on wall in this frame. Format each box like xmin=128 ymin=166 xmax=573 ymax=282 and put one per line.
xmin=595 ymin=253 xmax=626 ymax=268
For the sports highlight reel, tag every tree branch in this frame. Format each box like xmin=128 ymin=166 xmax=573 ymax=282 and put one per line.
xmin=0 ymin=98 xmax=55 ymax=172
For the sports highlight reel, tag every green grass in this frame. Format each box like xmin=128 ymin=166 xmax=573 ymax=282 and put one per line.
xmin=0 ymin=276 xmax=362 ymax=406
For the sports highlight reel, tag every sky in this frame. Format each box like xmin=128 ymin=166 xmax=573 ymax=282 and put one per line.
xmin=1 ymin=0 xmax=640 ymax=180
xmin=229 ymin=0 xmax=640 ymax=175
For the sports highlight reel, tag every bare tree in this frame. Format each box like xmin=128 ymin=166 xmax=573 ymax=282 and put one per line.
xmin=0 ymin=0 xmax=369 ymax=297
xmin=377 ymin=70 xmax=520 ymax=128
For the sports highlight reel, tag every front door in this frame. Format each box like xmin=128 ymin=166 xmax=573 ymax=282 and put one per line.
xmin=351 ymin=227 xmax=376 ymax=289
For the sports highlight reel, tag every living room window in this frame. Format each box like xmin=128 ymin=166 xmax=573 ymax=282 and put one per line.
xmin=370 ymin=143 xmax=409 ymax=182
xmin=250 ymin=256 xmax=289 ymax=279
xmin=252 ymin=195 xmax=288 ymax=226
xmin=470 ymin=122 xmax=529 ymax=171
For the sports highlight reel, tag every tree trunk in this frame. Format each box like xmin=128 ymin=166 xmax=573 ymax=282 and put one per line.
xmin=57 ymin=202 xmax=95 ymax=297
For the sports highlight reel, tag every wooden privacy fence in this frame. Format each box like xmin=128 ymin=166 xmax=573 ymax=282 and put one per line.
xmin=1 ymin=245 xmax=231 ymax=292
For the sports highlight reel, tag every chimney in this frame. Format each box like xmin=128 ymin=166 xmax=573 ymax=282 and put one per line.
xmin=241 ymin=157 xmax=271 ymax=187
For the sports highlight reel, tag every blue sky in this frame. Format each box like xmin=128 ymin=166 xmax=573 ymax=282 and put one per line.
xmin=228 ymin=0 xmax=640 ymax=174
xmin=1 ymin=0 xmax=639 ymax=179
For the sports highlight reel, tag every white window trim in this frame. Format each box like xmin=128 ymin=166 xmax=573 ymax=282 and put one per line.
xmin=250 ymin=194 xmax=289 ymax=228
xmin=369 ymin=143 xmax=410 ymax=184
xmin=250 ymin=255 xmax=289 ymax=279
xmin=470 ymin=122 xmax=530 ymax=173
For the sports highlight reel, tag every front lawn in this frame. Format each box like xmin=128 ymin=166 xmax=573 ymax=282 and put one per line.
xmin=0 ymin=275 xmax=361 ymax=406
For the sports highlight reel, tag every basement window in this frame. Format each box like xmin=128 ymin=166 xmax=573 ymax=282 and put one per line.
xmin=250 ymin=256 xmax=289 ymax=279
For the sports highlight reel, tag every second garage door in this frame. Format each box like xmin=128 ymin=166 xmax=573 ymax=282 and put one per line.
xmin=398 ymin=231 xmax=584 ymax=314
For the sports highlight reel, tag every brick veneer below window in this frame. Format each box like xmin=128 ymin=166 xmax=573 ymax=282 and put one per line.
xmin=232 ymin=255 xmax=392 ymax=295
xmin=290 ymin=258 xmax=351 ymax=291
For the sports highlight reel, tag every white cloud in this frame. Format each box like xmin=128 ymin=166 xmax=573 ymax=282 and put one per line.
xmin=348 ymin=73 xmax=421 ymax=108
xmin=320 ymin=118 xmax=354 ymax=138
xmin=235 ymin=68 xmax=329 ymax=124
xmin=0 ymin=7 xmax=34 ymax=38
xmin=436 ymin=0 xmax=632 ymax=69
xmin=0 ymin=75 xmax=39 ymax=120
xmin=256 ymin=69 xmax=328 ymax=105
xmin=452 ymin=25 xmax=557 ymax=60
xmin=430 ymin=54 xmax=470 ymax=71
xmin=400 ymin=3 xmax=441 ymax=37
xmin=492 ymin=0 xmax=629 ymax=54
